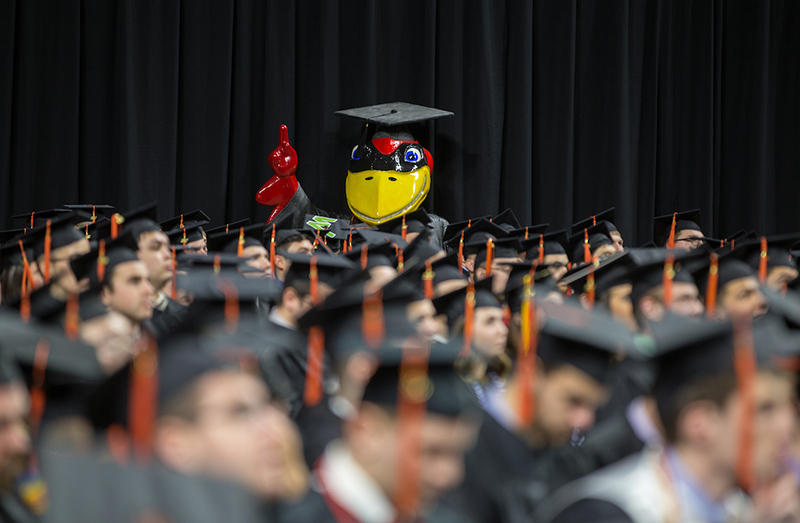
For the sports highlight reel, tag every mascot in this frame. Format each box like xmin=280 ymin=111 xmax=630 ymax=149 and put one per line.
xmin=256 ymin=102 xmax=452 ymax=247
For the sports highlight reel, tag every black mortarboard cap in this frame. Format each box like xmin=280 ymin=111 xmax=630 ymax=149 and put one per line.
xmin=400 ymin=228 xmax=442 ymax=269
xmin=161 ymin=210 xmax=210 ymax=246
xmin=536 ymin=301 xmax=642 ymax=383
xmin=561 ymin=251 xmax=633 ymax=296
xmin=458 ymin=219 xmax=512 ymax=254
xmin=430 ymin=253 xmax=468 ymax=287
xmin=89 ymin=203 xmax=160 ymax=243
xmin=442 ymin=215 xmax=491 ymax=246
xmin=70 ymin=234 xmax=141 ymax=288
xmin=283 ymin=252 xmax=357 ymax=289
xmin=727 ymin=234 xmax=800 ymax=272
xmin=12 ymin=209 xmax=74 ymax=228
xmin=267 ymin=211 xmax=316 ymax=248
xmin=474 ymin=238 xmax=521 ymax=269
xmin=204 ymin=219 xmax=251 ymax=237
xmin=0 ymin=228 xmax=25 ymax=246
xmin=520 ymin=229 xmax=569 ymax=260
xmin=336 ymin=102 xmax=454 ymax=126
xmin=19 ymin=212 xmax=87 ymax=259
xmin=571 ymin=208 xmax=618 ymax=234
xmin=63 ymin=204 xmax=115 ymax=222
xmin=567 ymin=225 xmax=614 ymax=265
xmin=625 ymin=248 xmax=701 ymax=305
xmin=653 ymin=209 xmax=703 ymax=246
xmin=177 ymin=253 xmax=261 ymax=275
xmin=432 ymin=278 xmax=500 ymax=326
xmin=374 ymin=208 xmax=433 ymax=237
xmin=492 ymin=209 xmax=522 ymax=232
xmin=206 ymin=224 xmax=266 ymax=254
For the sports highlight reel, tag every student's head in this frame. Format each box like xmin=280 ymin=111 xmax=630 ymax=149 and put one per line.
xmin=712 ymin=260 xmax=768 ymax=321
xmin=273 ymin=234 xmax=314 ymax=281
xmin=99 ymin=259 xmax=155 ymax=324
xmin=136 ymin=230 xmax=173 ymax=290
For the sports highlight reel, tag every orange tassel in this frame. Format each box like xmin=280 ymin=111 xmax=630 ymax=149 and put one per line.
xmin=129 ymin=334 xmax=158 ymax=464
xmin=18 ymin=240 xmax=37 ymax=292
xmin=270 ymin=224 xmax=277 ymax=278
xmin=585 ymin=266 xmax=595 ymax=309
xmin=733 ymin=318 xmax=757 ymax=493
xmin=394 ymin=343 xmax=429 ymax=520
xmin=731 ymin=239 xmax=735 ymax=251
xmin=303 ymin=326 xmax=325 ymax=406
xmin=460 ymin=282 xmax=476 ymax=356
xmin=91 ymin=205 xmax=97 ymax=223
xmin=663 ymin=252 xmax=675 ymax=308
xmin=524 ymin=226 xmax=529 ymax=240
xmin=170 ymin=247 xmax=177 ymax=300
xmin=43 ymin=219 xmax=52 ymax=284
xmin=423 ymin=260 xmax=435 ymax=300
xmin=217 ymin=277 xmax=240 ymax=334
xmin=64 ymin=293 xmax=80 ymax=341
xmin=361 ymin=244 xmax=369 ymax=271
xmin=458 ymin=230 xmax=465 ymax=275
xmin=485 ymin=238 xmax=494 ymax=278
xmin=30 ymin=212 xmax=35 ymax=229
xmin=29 ymin=338 xmax=50 ymax=437
xmin=213 ymin=254 xmax=221 ymax=275
xmin=84 ymin=224 xmax=90 ymax=240
xmin=538 ymin=234 xmax=545 ymax=265
xmin=396 ymin=247 xmax=404 ymax=273
xmin=401 ymin=214 xmax=408 ymax=241
xmin=237 ymin=227 xmax=245 ymax=257
xmin=706 ymin=253 xmax=719 ymax=319
xmin=591 ymin=215 xmax=596 ymax=226
xmin=111 ymin=213 xmax=123 ymax=239
xmin=20 ymin=268 xmax=30 ymax=323
xmin=362 ymin=289 xmax=385 ymax=350
xmin=720 ymin=239 xmax=725 ymax=249
xmin=758 ymin=237 xmax=768 ymax=284
xmin=517 ymin=274 xmax=538 ymax=425
xmin=310 ymin=257 xmax=319 ymax=305
xmin=583 ymin=229 xmax=591 ymax=265
xmin=97 ymin=239 xmax=107 ymax=283
xmin=667 ymin=212 xmax=677 ymax=249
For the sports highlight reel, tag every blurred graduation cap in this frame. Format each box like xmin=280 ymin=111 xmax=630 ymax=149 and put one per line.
xmin=432 ymin=277 xmax=500 ymax=327
xmin=536 ymin=300 xmax=643 ymax=383
xmin=509 ymin=222 xmax=550 ymax=242
xmin=177 ymin=253 xmax=262 ymax=275
xmin=491 ymin=209 xmax=522 ymax=232
xmin=161 ymin=210 xmax=211 ymax=246
xmin=399 ymin=228 xmax=442 ymax=269
xmin=204 ymin=219 xmax=251 ymax=237
xmin=373 ymin=208 xmax=433 ymax=238
xmin=561 ymin=251 xmax=633 ymax=297
xmin=566 ymin=223 xmax=615 ymax=265
xmin=40 ymin=449 xmax=266 ymax=523
xmin=18 ymin=211 xmax=87 ymax=260
xmin=572 ymin=208 xmax=619 ymax=235
xmin=63 ymin=204 xmax=115 ymax=223
xmin=282 ymin=252 xmax=357 ymax=290
xmin=70 ymin=234 xmax=141 ymax=288
xmin=266 ymin=211 xmax=317 ymax=248
xmin=89 ymin=203 xmax=160 ymax=243
xmin=474 ymin=237 xmax=521 ymax=270
xmin=429 ymin=253 xmax=469 ymax=288
xmin=520 ymin=229 xmax=569 ymax=262
xmin=12 ymin=209 xmax=75 ymax=228
xmin=206 ymin=224 xmax=265 ymax=254
xmin=442 ymin=215 xmax=491 ymax=246
xmin=726 ymin=233 xmax=800 ymax=274
xmin=624 ymin=248 xmax=702 ymax=306
xmin=502 ymin=260 xmax=560 ymax=314
xmin=653 ymin=209 xmax=703 ymax=247
xmin=0 ymin=228 xmax=26 ymax=246
xmin=456 ymin=219 xmax=512 ymax=254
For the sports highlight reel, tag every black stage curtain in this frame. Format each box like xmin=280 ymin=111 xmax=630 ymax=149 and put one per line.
xmin=1 ymin=1 xmax=798 ymax=246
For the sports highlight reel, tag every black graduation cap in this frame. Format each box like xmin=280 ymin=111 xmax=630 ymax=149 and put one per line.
xmin=266 ymin=211 xmax=316 ymax=248
xmin=282 ymin=252 xmax=357 ymax=290
xmin=431 ymin=278 xmax=500 ymax=327
xmin=653 ymin=209 xmax=703 ymax=246
xmin=566 ymin=224 xmax=615 ymax=265
xmin=63 ymin=204 xmax=115 ymax=222
xmin=491 ymin=209 xmax=522 ymax=232
xmin=520 ymin=229 xmax=569 ymax=260
xmin=399 ymin=228 xmax=442 ymax=269
xmin=536 ymin=300 xmax=643 ymax=383
xmin=689 ymin=251 xmax=759 ymax=294
xmin=502 ymin=261 xmax=560 ymax=314
xmin=374 ymin=208 xmax=433 ymax=237
xmin=429 ymin=253 xmax=468 ymax=287
xmin=205 ymin=224 xmax=266 ymax=254
xmin=474 ymin=238 xmax=521 ymax=269
xmin=176 ymin=253 xmax=261 ymax=275
xmin=0 ymin=228 xmax=26 ymax=246
xmin=204 ymin=219 xmax=251 ymax=237
xmin=19 ymin=211 xmax=87 ymax=259
xmin=726 ymin=234 xmax=800 ymax=272
xmin=442 ymin=215 xmax=491 ymax=246
xmin=561 ymin=251 xmax=634 ymax=297
xmin=624 ymin=248 xmax=702 ymax=306
xmin=161 ymin=210 xmax=211 ymax=246
xmin=40 ymin=448 xmax=266 ymax=523
xmin=571 ymin=208 xmax=618 ymax=234
xmin=12 ymin=209 xmax=74 ymax=228
xmin=89 ymin=203 xmax=160 ymax=243
xmin=457 ymin=219 xmax=512 ymax=254
xmin=70 ymin=234 xmax=141 ymax=288
xmin=343 ymin=239 xmax=398 ymax=271
xmin=353 ymin=229 xmax=409 ymax=250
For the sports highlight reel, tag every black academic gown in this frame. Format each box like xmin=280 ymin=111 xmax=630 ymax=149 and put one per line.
xmin=445 ymin=411 xmax=644 ymax=523
xmin=148 ymin=295 xmax=188 ymax=340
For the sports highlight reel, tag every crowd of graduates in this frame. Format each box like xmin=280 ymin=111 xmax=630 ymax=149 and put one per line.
xmin=1 ymin=200 xmax=800 ymax=523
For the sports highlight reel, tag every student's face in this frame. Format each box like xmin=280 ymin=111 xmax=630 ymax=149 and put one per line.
xmin=604 ymin=283 xmax=637 ymax=332
xmin=713 ymin=372 xmax=795 ymax=483
xmin=766 ymin=266 xmax=799 ymax=293
xmin=184 ymin=237 xmax=208 ymax=256
xmin=406 ymin=299 xmax=440 ymax=345
xmin=610 ymin=231 xmax=624 ymax=252
xmin=670 ymin=282 xmax=704 ymax=318
xmin=241 ymin=245 xmax=271 ymax=278
xmin=672 ymin=229 xmax=705 ymax=251
xmin=592 ymin=244 xmax=617 ymax=262
xmin=160 ymin=371 xmax=308 ymax=501
xmin=719 ymin=276 xmax=768 ymax=321
xmin=100 ymin=261 xmax=155 ymax=323
xmin=285 ymin=239 xmax=313 ymax=256
xmin=0 ymin=383 xmax=31 ymax=494
xmin=137 ymin=231 xmax=173 ymax=289
xmin=542 ymin=254 xmax=569 ymax=284
xmin=46 ymin=238 xmax=91 ymax=295
xmin=534 ymin=365 xmax=609 ymax=445
xmin=472 ymin=307 xmax=509 ymax=358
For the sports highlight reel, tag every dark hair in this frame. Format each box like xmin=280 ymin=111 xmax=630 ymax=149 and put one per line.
xmin=276 ymin=234 xmax=310 ymax=254
xmin=0 ymin=265 xmax=24 ymax=304
xmin=159 ymin=381 xmax=201 ymax=421
xmin=661 ymin=373 xmax=738 ymax=443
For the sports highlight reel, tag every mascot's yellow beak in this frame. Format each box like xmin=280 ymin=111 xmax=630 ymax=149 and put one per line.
xmin=345 ymin=166 xmax=431 ymax=226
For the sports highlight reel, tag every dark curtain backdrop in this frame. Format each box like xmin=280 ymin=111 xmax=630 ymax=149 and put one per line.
xmin=1 ymin=1 xmax=799 ymax=246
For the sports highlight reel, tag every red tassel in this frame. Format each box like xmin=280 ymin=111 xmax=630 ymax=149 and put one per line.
xmin=460 ymin=282 xmax=476 ymax=356
xmin=423 ymin=260 xmax=435 ymax=300
xmin=310 ymin=257 xmax=319 ymax=305
xmin=97 ymin=239 xmax=107 ymax=283
xmin=170 ymin=247 xmax=177 ymax=300
xmin=524 ymin=226 xmax=529 ymax=240
xmin=663 ymin=253 xmax=675 ymax=309
xmin=43 ymin=220 xmax=52 ymax=284
xmin=18 ymin=240 xmax=37 ymax=292
xmin=394 ymin=342 xmax=430 ymax=520
xmin=485 ymin=238 xmax=494 ymax=278
xmin=29 ymin=339 xmax=50 ymax=437
xmin=706 ymin=253 xmax=719 ymax=319
xmin=20 ymin=268 xmax=30 ymax=324
xmin=401 ymin=214 xmax=408 ymax=241
xmin=585 ymin=266 xmax=595 ymax=309
xmin=237 ymin=227 xmax=245 ymax=257
xmin=517 ymin=274 xmax=538 ymax=425
xmin=106 ymin=424 xmax=130 ymax=466
xmin=583 ymin=229 xmax=591 ymax=265
xmin=362 ymin=289 xmax=385 ymax=350
xmin=361 ymin=244 xmax=369 ymax=271
xmin=84 ymin=224 xmax=90 ymax=240
xmin=91 ymin=205 xmax=97 ymax=223
xmin=591 ymin=215 xmax=596 ymax=226
xmin=667 ymin=212 xmax=677 ymax=249
xmin=64 ymin=293 xmax=80 ymax=341
xmin=733 ymin=318 xmax=757 ymax=493
xmin=30 ymin=212 xmax=35 ymax=229
xmin=538 ymin=234 xmax=545 ymax=265
xmin=129 ymin=334 xmax=158 ymax=464
xmin=270 ymin=224 xmax=277 ymax=278
xmin=111 ymin=213 xmax=123 ymax=239
xmin=216 ymin=277 xmax=240 ymax=334
xmin=458 ymin=231 xmax=465 ymax=275
xmin=396 ymin=245 xmax=404 ymax=273
xmin=758 ymin=237 xmax=768 ymax=284
xmin=303 ymin=327 xmax=325 ymax=406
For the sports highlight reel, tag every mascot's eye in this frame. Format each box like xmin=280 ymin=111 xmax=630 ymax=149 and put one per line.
xmin=405 ymin=147 xmax=422 ymax=163
xmin=351 ymin=145 xmax=361 ymax=161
